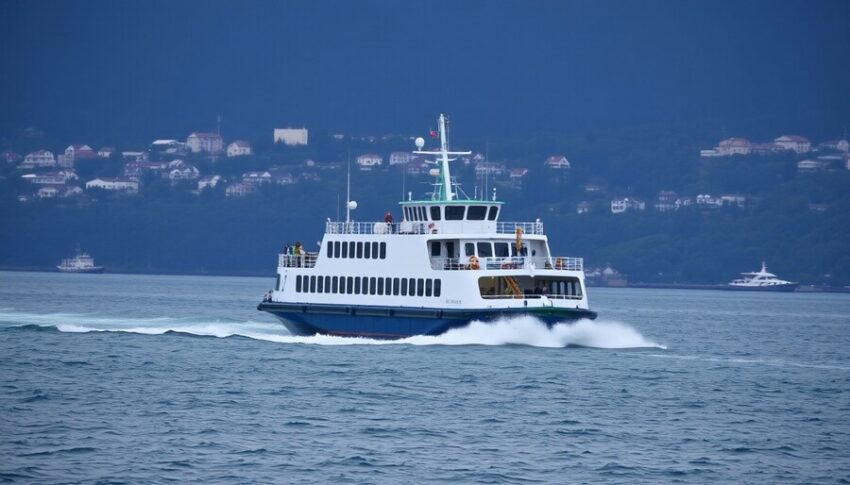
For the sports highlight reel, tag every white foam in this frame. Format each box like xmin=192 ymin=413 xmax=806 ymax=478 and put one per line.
xmin=2 ymin=310 xmax=664 ymax=349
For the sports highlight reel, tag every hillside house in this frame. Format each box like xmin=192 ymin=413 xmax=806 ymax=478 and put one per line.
xmin=774 ymin=135 xmax=811 ymax=153
xmin=610 ymin=198 xmax=645 ymax=214
xmin=167 ymin=164 xmax=200 ymax=182
xmin=226 ymin=140 xmax=253 ymax=157
xmin=37 ymin=186 xmax=59 ymax=199
xmin=198 ymin=175 xmax=221 ymax=191
xmin=226 ymin=182 xmax=256 ymax=197
xmin=576 ymin=201 xmax=591 ymax=214
xmin=720 ymin=195 xmax=746 ymax=208
xmin=389 ymin=152 xmax=416 ymax=166
xmin=21 ymin=150 xmax=56 ymax=168
xmin=273 ymin=128 xmax=309 ymax=146
xmin=97 ymin=147 xmax=116 ymax=158
xmin=242 ymin=171 xmax=273 ymax=185
xmin=716 ymin=138 xmax=751 ymax=156
xmin=356 ymin=154 xmax=383 ymax=170
xmin=86 ymin=177 xmax=139 ymax=194
xmin=186 ymin=132 xmax=223 ymax=153
xmin=64 ymin=144 xmax=95 ymax=163
xmin=29 ymin=170 xmax=78 ymax=185
xmin=696 ymin=194 xmax=722 ymax=209
xmin=544 ymin=155 xmax=571 ymax=169
xmin=474 ymin=161 xmax=506 ymax=177
xmin=122 ymin=151 xmax=147 ymax=162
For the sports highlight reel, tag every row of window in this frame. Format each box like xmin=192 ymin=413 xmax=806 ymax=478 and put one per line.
xmin=403 ymin=205 xmax=500 ymax=222
xmin=295 ymin=275 xmax=442 ymax=297
xmin=326 ymin=241 xmax=387 ymax=259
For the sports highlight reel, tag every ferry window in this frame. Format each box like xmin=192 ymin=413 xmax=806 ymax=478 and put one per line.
xmin=342 ymin=241 xmax=348 ymax=258
xmin=372 ymin=242 xmax=379 ymax=259
xmin=417 ymin=278 xmax=424 ymax=296
xmin=431 ymin=241 xmax=441 ymax=256
xmin=420 ymin=206 xmax=427 ymax=221
xmin=369 ymin=277 xmax=377 ymax=295
xmin=354 ymin=277 xmax=361 ymax=294
xmin=446 ymin=242 xmax=455 ymax=258
xmin=346 ymin=276 xmax=353 ymax=294
xmin=445 ymin=205 xmax=465 ymax=220
xmin=495 ymin=242 xmax=509 ymax=257
xmin=380 ymin=242 xmax=386 ymax=259
xmin=385 ymin=277 xmax=391 ymax=294
xmin=487 ymin=206 xmax=499 ymax=221
xmin=334 ymin=242 xmax=340 ymax=258
xmin=364 ymin=241 xmax=371 ymax=259
xmin=410 ymin=207 xmax=417 ymax=221
xmin=326 ymin=243 xmax=332 ymax=258
xmin=362 ymin=277 xmax=369 ymax=295
xmin=317 ymin=276 xmax=324 ymax=293
xmin=296 ymin=275 xmax=302 ymax=292
xmin=332 ymin=276 xmax=339 ymax=293
xmin=511 ymin=244 xmax=517 ymax=257
xmin=377 ymin=277 xmax=384 ymax=295
xmin=434 ymin=279 xmax=442 ymax=297
xmin=477 ymin=242 xmax=493 ymax=257
xmin=467 ymin=205 xmax=487 ymax=220
xmin=353 ymin=242 xmax=360 ymax=258
xmin=425 ymin=279 xmax=432 ymax=297
xmin=465 ymin=243 xmax=475 ymax=256
xmin=310 ymin=276 xmax=317 ymax=293
xmin=401 ymin=278 xmax=408 ymax=296
xmin=324 ymin=276 xmax=331 ymax=293
xmin=276 ymin=274 xmax=281 ymax=291
xmin=430 ymin=206 xmax=441 ymax=221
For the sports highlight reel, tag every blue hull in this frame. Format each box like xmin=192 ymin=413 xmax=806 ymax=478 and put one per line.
xmin=257 ymin=301 xmax=597 ymax=339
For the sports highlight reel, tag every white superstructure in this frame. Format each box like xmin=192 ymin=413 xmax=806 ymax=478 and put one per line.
xmin=728 ymin=262 xmax=797 ymax=291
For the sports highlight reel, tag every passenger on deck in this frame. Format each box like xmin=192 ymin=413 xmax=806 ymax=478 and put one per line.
xmin=384 ymin=212 xmax=394 ymax=233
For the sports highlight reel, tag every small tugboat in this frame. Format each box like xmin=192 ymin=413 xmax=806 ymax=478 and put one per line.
xmin=258 ymin=114 xmax=597 ymax=338
xmin=56 ymin=248 xmax=104 ymax=273
xmin=727 ymin=262 xmax=797 ymax=292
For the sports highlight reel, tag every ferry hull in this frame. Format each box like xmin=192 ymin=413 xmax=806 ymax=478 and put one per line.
xmin=725 ymin=283 xmax=797 ymax=292
xmin=258 ymin=302 xmax=597 ymax=339
xmin=56 ymin=266 xmax=105 ymax=274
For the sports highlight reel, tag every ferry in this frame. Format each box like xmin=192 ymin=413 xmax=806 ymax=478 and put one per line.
xmin=727 ymin=262 xmax=797 ymax=292
xmin=258 ymin=114 xmax=597 ymax=338
xmin=57 ymin=248 xmax=104 ymax=273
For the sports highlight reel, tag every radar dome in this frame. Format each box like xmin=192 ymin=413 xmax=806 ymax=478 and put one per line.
xmin=347 ymin=200 xmax=358 ymax=210
xmin=415 ymin=137 xmax=425 ymax=149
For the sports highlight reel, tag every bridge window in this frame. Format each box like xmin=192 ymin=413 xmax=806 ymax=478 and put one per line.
xmin=430 ymin=206 xmax=441 ymax=220
xmin=324 ymin=276 xmax=331 ymax=293
xmin=332 ymin=276 xmax=339 ymax=293
xmin=327 ymin=243 xmax=332 ymax=258
xmin=465 ymin=243 xmax=475 ymax=256
xmin=477 ymin=242 xmax=493 ymax=258
xmin=372 ymin=242 xmax=379 ymax=259
xmin=354 ymin=277 xmax=361 ymax=294
xmin=417 ymin=278 xmax=425 ymax=296
xmin=487 ymin=206 xmax=499 ymax=221
xmin=393 ymin=278 xmax=400 ymax=295
xmin=369 ymin=277 xmax=377 ymax=295
xmin=377 ymin=277 xmax=384 ymax=295
xmin=494 ymin=242 xmax=509 ymax=258
xmin=445 ymin=205 xmax=465 ymax=220
xmin=346 ymin=276 xmax=353 ymax=294
xmin=364 ymin=242 xmax=371 ymax=259
xmin=334 ymin=242 xmax=341 ymax=258
xmin=310 ymin=276 xmax=317 ymax=293
xmin=467 ymin=205 xmax=487 ymax=220
xmin=356 ymin=242 xmax=363 ymax=258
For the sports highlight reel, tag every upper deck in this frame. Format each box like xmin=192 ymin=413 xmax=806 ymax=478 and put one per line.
xmin=325 ymin=219 xmax=544 ymax=236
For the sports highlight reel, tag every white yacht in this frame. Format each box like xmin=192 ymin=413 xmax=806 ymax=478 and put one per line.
xmin=57 ymin=249 xmax=104 ymax=273
xmin=258 ymin=114 xmax=597 ymax=338
xmin=727 ymin=262 xmax=797 ymax=292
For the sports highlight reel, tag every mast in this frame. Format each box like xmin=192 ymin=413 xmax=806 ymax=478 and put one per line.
xmin=413 ymin=113 xmax=471 ymax=202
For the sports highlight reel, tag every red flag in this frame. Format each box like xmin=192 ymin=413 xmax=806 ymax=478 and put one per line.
xmin=429 ymin=129 xmax=438 ymax=138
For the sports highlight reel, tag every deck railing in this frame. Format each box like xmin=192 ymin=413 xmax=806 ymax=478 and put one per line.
xmin=430 ymin=256 xmax=583 ymax=272
xmin=324 ymin=220 xmax=544 ymax=235
xmin=278 ymin=253 xmax=318 ymax=268
xmin=481 ymin=293 xmax=583 ymax=301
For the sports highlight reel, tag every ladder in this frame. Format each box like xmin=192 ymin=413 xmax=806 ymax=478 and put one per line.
xmin=504 ymin=276 xmax=522 ymax=298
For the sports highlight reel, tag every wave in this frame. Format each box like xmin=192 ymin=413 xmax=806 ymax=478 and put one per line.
xmin=0 ymin=310 xmax=664 ymax=349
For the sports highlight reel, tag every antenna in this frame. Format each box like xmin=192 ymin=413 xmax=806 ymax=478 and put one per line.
xmin=217 ymin=114 xmax=222 ymax=137
xmin=346 ymin=151 xmax=352 ymax=223
xmin=412 ymin=114 xmax=470 ymax=202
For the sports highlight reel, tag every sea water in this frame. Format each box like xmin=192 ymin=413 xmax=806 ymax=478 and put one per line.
xmin=1 ymin=271 xmax=849 ymax=483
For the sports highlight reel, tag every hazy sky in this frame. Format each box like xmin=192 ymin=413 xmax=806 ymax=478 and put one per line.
xmin=1 ymin=0 xmax=848 ymax=143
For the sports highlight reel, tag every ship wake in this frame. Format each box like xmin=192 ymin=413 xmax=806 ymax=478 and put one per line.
xmin=1 ymin=311 xmax=664 ymax=349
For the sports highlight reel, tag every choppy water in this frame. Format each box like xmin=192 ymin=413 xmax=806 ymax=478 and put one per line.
xmin=1 ymin=271 xmax=849 ymax=483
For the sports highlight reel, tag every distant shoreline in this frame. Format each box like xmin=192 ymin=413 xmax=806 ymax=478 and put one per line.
xmin=4 ymin=267 xmax=849 ymax=294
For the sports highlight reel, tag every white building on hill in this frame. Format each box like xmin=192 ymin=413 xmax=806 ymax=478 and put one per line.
xmin=86 ymin=177 xmax=139 ymax=193
xmin=273 ymin=128 xmax=309 ymax=146
xmin=356 ymin=154 xmax=383 ymax=170
xmin=774 ymin=135 xmax=811 ymax=153
xmin=186 ymin=132 xmax=223 ymax=153
xmin=544 ymin=155 xmax=571 ymax=169
xmin=22 ymin=150 xmax=56 ymax=168
xmin=227 ymin=140 xmax=253 ymax=157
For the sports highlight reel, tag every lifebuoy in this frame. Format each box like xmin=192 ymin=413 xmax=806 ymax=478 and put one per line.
xmin=428 ymin=222 xmax=437 ymax=234
xmin=468 ymin=255 xmax=480 ymax=270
